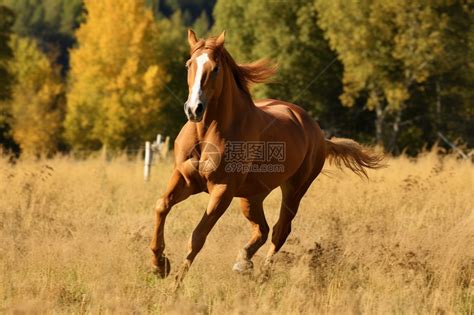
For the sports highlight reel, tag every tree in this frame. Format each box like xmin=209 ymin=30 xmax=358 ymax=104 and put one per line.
xmin=192 ymin=11 xmax=211 ymax=37
xmin=7 ymin=36 xmax=63 ymax=156
xmin=152 ymin=12 xmax=189 ymax=138
xmin=315 ymin=0 xmax=447 ymax=151
xmin=0 ymin=0 xmax=83 ymax=71
xmin=0 ymin=5 xmax=14 ymax=101
xmin=428 ymin=2 xmax=473 ymax=149
xmin=148 ymin=0 xmax=216 ymax=22
xmin=0 ymin=5 xmax=16 ymax=152
xmin=213 ymin=0 xmax=342 ymax=124
xmin=65 ymin=0 xmax=169 ymax=151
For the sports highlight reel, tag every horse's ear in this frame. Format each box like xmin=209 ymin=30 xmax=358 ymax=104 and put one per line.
xmin=216 ymin=30 xmax=225 ymax=48
xmin=188 ymin=28 xmax=198 ymax=47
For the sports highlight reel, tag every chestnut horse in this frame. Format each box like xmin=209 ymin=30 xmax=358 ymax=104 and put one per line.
xmin=150 ymin=30 xmax=383 ymax=283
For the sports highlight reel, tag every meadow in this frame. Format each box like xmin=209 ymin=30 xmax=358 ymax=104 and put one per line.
xmin=0 ymin=151 xmax=472 ymax=314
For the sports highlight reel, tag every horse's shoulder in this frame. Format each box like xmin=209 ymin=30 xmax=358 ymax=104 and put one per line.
xmin=174 ymin=122 xmax=198 ymax=156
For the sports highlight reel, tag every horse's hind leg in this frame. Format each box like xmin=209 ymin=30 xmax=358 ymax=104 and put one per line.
xmin=233 ymin=194 xmax=269 ymax=273
xmin=265 ymin=187 xmax=301 ymax=265
xmin=264 ymin=178 xmax=315 ymax=267
xmin=264 ymin=148 xmax=325 ymax=268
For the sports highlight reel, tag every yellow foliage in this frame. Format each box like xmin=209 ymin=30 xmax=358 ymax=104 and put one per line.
xmin=66 ymin=0 xmax=168 ymax=151
xmin=143 ymin=66 xmax=159 ymax=94
xmin=8 ymin=36 xmax=63 ymax=157
xmin=385 ymin=83 xmax=410 ymax=110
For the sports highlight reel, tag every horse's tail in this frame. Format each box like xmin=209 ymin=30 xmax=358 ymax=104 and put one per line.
xmin=325 ymin=137 xmax=385 ymax=178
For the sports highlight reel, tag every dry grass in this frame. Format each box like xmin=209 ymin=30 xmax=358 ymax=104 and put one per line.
xmin=0 ymin=151 xmax=472 ymax=314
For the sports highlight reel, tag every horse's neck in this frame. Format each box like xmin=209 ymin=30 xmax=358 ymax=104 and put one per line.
xmin=196 ymin=65 xmax=254 ymax=139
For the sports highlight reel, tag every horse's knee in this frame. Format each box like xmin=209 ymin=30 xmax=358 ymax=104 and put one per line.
xmin=155 ymin=197 xmax=171 ymax=217
xmin=151 ymin=197 xmax=172 ymax=254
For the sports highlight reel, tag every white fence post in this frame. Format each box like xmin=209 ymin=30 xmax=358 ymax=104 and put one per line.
xmin=144 ymin=133 xmax=170 ymax=182
xmin=144 ymin=141 xmax=152 ymax=181
xmin=157 ymin=134 xmax=162 ymax=146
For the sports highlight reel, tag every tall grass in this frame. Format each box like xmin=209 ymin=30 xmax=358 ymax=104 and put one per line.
xmin=0 ymin=152 xmax=472 ymax=314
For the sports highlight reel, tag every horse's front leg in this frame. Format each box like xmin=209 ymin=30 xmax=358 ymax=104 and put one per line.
xmin=150 ymin=170 xmax=195 ymax=278
xmin=174 ymin=184 xmax=233 ymax=288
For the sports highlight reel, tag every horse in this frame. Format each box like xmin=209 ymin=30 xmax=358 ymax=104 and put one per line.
xmin=150 ymin=29 xmax=383 ymax=284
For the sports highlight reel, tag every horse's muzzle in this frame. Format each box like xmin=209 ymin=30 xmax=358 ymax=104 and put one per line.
xmin=184 ymin=101 xmax=205 ymax=122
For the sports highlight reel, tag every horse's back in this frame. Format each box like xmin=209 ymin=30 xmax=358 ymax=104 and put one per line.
xmin=255 ymin=98 xmax=327 ymax=157
xmin=254 ymin=98 xmax=323 ymax=138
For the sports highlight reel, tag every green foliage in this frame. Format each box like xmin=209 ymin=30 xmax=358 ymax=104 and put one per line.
xmin=315 ymin=0 xmax=450 ymax=150
xmin=0 ymin=0 xmax=83 ymax=70
xmin=153 ymin=12 xmax=189 ymax=138
xmin=0 ymin=5 xmax=14 ymax=101
xmin=317 ymin=1 xmax=446 ymax=109
xmin=192 ymin=11 xmax=210 ymax=37
xmin=7 ymin=36 xmax=64 ymax=156
xmin=0 ymin=5 xmax=16 ymax=151
xmin=145 ymin=0 xmax=216 ymax=26
xmin=65 ymin=0 xmax=169 ymax=151
xmin=0 ymin=0 xmax=471 ymax=155
xmin=213 ymin=0 xmax=342 ymax=117
xmin=0 ymin=0 xmax=82 ymax=37
xmin=429 ymin=2 xmax=474 ymax=148
xmin=396 ymin=1 xmax=474 ymax=155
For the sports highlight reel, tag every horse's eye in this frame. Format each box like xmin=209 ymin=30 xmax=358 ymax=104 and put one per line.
xmin=212 ymin=65 xmax=219 ymax=73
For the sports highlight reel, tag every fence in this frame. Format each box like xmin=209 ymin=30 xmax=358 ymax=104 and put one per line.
xmin=144 ymin=133 xmax=170 ymax=181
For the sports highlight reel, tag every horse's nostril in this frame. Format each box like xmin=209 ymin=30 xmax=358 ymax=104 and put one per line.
xmin=196 ymin=102 xmax=204 ymax=116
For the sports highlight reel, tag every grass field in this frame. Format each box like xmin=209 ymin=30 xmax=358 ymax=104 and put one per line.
xmin=0 ymin=151 xmax=472 ymax=314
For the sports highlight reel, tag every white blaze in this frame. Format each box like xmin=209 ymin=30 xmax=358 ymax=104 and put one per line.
xmin=188 ymin=53 xmax=210 ymax=112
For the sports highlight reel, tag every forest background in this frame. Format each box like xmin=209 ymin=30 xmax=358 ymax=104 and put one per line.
xmin=0 ymin=0 xmax=471 ymax=157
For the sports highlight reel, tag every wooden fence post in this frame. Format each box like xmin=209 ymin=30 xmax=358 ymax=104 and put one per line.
xmin=144 ymin=133 xmax=170 ymax=182
xmin=144 ymin=141 xmax=152 ymax=181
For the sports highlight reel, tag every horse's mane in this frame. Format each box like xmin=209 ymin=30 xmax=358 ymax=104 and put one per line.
xmin=190 ymin=37 xmax=277 ymax=96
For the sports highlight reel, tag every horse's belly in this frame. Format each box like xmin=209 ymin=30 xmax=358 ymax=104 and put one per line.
xmin=233 ymin=163 xmax=298 ymax=197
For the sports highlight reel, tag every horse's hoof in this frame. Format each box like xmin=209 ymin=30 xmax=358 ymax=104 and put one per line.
xmin=153 ymin=255 xmax=171 ymax=278
xmin=232 ymin=259 xmax=254 ymax=274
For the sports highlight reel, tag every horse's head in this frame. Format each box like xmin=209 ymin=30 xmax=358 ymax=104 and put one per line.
xmin=184 ymin=29 xmax=225 ymax=122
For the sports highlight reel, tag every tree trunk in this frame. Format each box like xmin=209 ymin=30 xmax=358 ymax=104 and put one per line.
xmin=375 ymin=101 xmax=385 ymax=148
xmin=389 ymin=109 xmax=402 ymax=154
xmin=435 ymin=80 xmax=441 ymax=130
